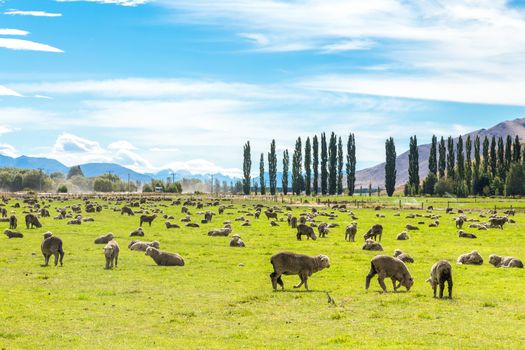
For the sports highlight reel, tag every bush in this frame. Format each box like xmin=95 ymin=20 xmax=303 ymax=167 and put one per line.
xmin=57 ymin=185 xmax=68 ymax=193
xmin=505 ymin=163 xmax=525 ymax=196
xmin=142 ymin=184 xmax=153 ymax=193
xmin=434 ymin=177 xmax=454 ymax=196
xmin=422 ymin=173 xmax=437 ymax=195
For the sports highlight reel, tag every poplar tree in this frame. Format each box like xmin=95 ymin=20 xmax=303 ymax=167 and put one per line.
xmin=268 ymin=139 xmax=277 ymax=195
xmin=447 ymin=136 xmax=455 ymax=179
xmin=346 ymin=133 xmax=356 ymax=195
xmin=408 ymin=135 xmax=419 ymax=194
xmin=490 ymin=136 xmax=497 ymax=177
xmin=321 ymin=133 xmax=328 ymax=195
xmin=482 ymin=136 xmax=490 ymax=175
xmin=438 ymin=136 xmax=446 ymax=178
xmin=328 ymin=132 xmax=337 ymax=195
xmin=292 ymin=137 xmax=302 ymax=195
xmin=282 ymin=150 xmax=289 ymax=195
xmin=429 ymin=135 xmax=437 ymax=175
xmin=384 ymin=137 xmax=396 ymax=197
xmin=312 ymin=135 xmax=319 ymax=195
xmin=242 ymin=141 xmax=251 ymax=195
xmin=456 ymin=136 xmax=464 ymax=180
xmin=259 ymin=153 xmax=266 ymax=195
xmin=497 ymin=137 xmax=505 ymax=179
xmin=304 ymin=137 xmax=312 ymax=196
xmin=337 ymin=136 xmax=343 ymax=195
xmin=465 ymin=135 xmax=472 ymax=193
xmin=513 ymin=136 xmax=521 ymax=163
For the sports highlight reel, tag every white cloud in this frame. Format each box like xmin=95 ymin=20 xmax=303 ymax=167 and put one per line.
xmin=321 ymin=39 xmax=374 ymax=53
xmin=0 ymin=38 xmax=63 ymax=52
xmin=0 ymin=85 xmax=22 ymax=97
xmin=0 ymin=126 xmax=14 ymax=135
xmin=0 ymin=28 xmax=29 ymax=36
xmin=4 ymin=10 xmax=62 ymax=17
xmin=56 ymin=0 xmax=149 ymax=6
xmin=0 ymin=143 xmax=18 ymax=158
xmin=54 ymin=133 xmax=106 ymax=154
xmin=162 ymin=159 xmax=242 ymax=178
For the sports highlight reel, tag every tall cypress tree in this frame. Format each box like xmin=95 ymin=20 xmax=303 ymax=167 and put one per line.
xmin=408 ymin=136 xmax=419 ymax=194
xmin=282 ymin=150 xmax=289 ymax=195
xmin=312 ymin=135 xmax=319 ymax=195
xmin=474 ymin=135 xmax=481 ymax=177
xmin=346 ymin=133 xmax=356 ymax=195
xmin=513 ymin=135 xmax=521 ymax=163
xmin=429 ymin=135 xmax=437 ymax=175
xmin=259 ymin=153 xmax=266 ymax=195
xmin=337 ymin=136 xmax=343 ymax=195
xmin=497 ymin=136 xmax=505 ymax=179
xmin=505 ymin=135 xmax=513 ymax=173
xmin=438 ymin=136 xmax=446 ymax=178
xmin=457 ymin=136 xmax=465 ymax=180
xmin=385 ymin=137 xmax=396 ymax=197
xmin=292 ymin=137 xmax=302 ymax=195
xmin=490 ymin=136 xmax=497 ymax=178
xmin=321 ymin=133 xmax=328 ymax=195
xmin=482 ymin=136 xmax=490 ymax=175
xmin=465 ymin=135 xmax=472 ymax=193
xmin=447 ymin=136 xmax=455 ymax=179
xmin=328 ymin=132 xmax=337 ymax=195
xmin=268 ymin=139 xmax=277 ymax=195
xmin=304 ymin=137 xmax=311 ymax=196
xmin=242 ymin=141 xmax=251 ymax=195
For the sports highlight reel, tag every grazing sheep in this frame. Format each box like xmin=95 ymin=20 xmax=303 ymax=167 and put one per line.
xmin=362 ymin=239 xmax=383 ymax=251
xmin=269 ymin=252 xmax=330 ymax=291
xmin=365 ymin=255 xmax=414 ymax=292
xmin=204 ymin=211 xmax=213 ymax=223
xmin=103 ymin=240 xmax=119 ymax=269
xmin=265 ymin=211 xmax=278 ymax=220
xmin=427 ymin=260 xmax=453 ymax=298
xmin=489 ymin=216 xmax=508 ymax=229
xmin=145 ymin=246 xmax=184 ymax=266
xmin=458 ymin=230 xmax=477 ymax=239
xmin=405 ymin=224 xmax=419 ymax=231
xmin=345 ymin=222 xmax=357 ymax=242
xmin=296 ymin=223 xmax=317 ymax=240
xmin=121 ymin=206 xmax=134 ymax=216
xmin=41 ymin=232 xmax=64 ymax=266
xmin=3 ymin=229 xmax=23 ymax=238
xmin=289 ymin=216 xmax=298 ymax=228
xmin=129 ymin=227 xmax=144 ymax=237
xmin=318 ymin=223 xmax=329 ymax=238
xmin=455 ymin=217 xmax=465 ymax=229
xmin=397 ymin=231 xmax=409 ymax=240
xmin=393 ymin=249 xmax=414 ymax=263
xmin=129 ymin=240 xmax=160 ymax=252
xmin=25 ymin=214 xmax=42 ymax=229
xmin=457 ymin=250 xmax=483 ymax=265
xmin=230 ymin=234 xmax=245 ymax=247
xmin=165 ymin=221 xmax=180 ymax=229
xmin=488 ymin=254 xmax=523 ymax=268
xmin=139 ymin=214 xmax=157 ymax=227
xmin=9 ymin=215 xmax=17 ymax=229
xmin=363 ymin=224 xmax=383 ymax=241
xmin=94 ymin=232 xmax=115 ymax=244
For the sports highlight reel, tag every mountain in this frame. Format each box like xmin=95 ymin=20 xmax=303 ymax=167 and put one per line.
xmin=355 ymin=117 xmax=525 ymax=188
xmin=78 ymin=163 xmax=152 ymax=183
xmin=0 ymin=155 xmax=68 ymax=173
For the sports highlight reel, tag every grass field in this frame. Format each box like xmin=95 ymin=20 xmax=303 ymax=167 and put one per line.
xmin=1 ymin=195 xmax=524 ymax=349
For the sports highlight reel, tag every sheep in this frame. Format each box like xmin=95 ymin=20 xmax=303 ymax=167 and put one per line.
xmin=318 ymin=223 xmax=329 ymax=238
xmin=488 ymin=254 xmax=523 ymax=268
xmin=405 ymin=224 xmax=419 ymax=231
xmin=457 ymin=250 xmax=483 ymax=265
xmin=289 ymin=216 xmax=298 ymax=228
xmin=25 ymin=214 xmax=42 ymax=229
xmin=427 ymin=260 xmax=453 ymax=298
xmin=397 ymin=231 xmax=409 ymax=240
xmin=41 ymin=231 xmax=64 ymax=267
xmin=240 ymin=220 xmax=250 ymax=227
xmin=165 ymin=221 xmax=180 ymax=229
xmin=121 ymin=206 xmax=134 ymax=216
xmin=9 ymin=215 xmax=17 ymax=229
xmin=83 ymin=217 xmax=95 ymax=222
xmin=186 ymin=223 xmax=200 ymax=228
xmin=67 ymin=218 xmax=82 ymax=225
xmin=489 ymin=216 xmax=508 ymax=229
xmin=139 ymin=214 xmax=157 ymax=227
xmin=455 ymin=217 xmax=465 ymax=229
xmin=269 ymin=252 xmax=330 ymax=291
xmin=345 ymin=222 xmax=357 ymax=242
xmin=129 ymin=227 xmax=144 ymax=237
xmin=230 ymin=234 xmax=245 ymax=247
xmin=103 ymin=240 xmax=119 ymax=269
xmin=429 ymin=220 xmax=439 ymax=227
xmin=363 ymin=224 xmax=383 ymax=241
xmin=94 ymin=232 xmax=115 ymax=244
xmin=362 ymin=239 xmax=383 ymax=251
xmin=208 ymin=227 xmax=232 ymax=237
xmin=393 ymin=249 xmax=414 ymax=263
xmin=145 ymin=246 xmax=184 ymax=266
xmin=365 ymin=255 xmax=413 ymax=292
xmin=204 ymin=211 xmax=213 ymax=222
xmin=3 ymin=229 xmax=23 ymax=239
xmin=458 ymin=230 xmax=477 ymax=239
xmin=270 ymin=220 xmax=279 ymax=227
xmin=265 ymin=211 xmax=278 ymax=220
xmin=129 ymin=240 xmax=160 ymax=252
xmin=296 ymin=223 xmax=317 ymax=240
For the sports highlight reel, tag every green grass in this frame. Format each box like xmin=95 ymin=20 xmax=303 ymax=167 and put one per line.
xmin=1 ymin=195 xmax=524 ymax=349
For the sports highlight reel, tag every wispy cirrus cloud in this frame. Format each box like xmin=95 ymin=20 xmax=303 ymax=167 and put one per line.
xmin=0 ymin=28 xmax=29 ymax=36
xmin=0 ymin=85 xmax=22 ymax=96
xmin=55 ymin=0 xmax=149 ymax=6
xmin=0 ymin=38 xmax=63 ymax=52
xmin=4 ymin=9 xmax=62 ymax=17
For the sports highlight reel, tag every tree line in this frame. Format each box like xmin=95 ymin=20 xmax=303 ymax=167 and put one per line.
xmin=242 ymin=132 xmax=357 ymax=195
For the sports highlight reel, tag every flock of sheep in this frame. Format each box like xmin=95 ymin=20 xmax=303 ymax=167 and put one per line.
xmin=2 ymin=195 xmax=524 ymax=300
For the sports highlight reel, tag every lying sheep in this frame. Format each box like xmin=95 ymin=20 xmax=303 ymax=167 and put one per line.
xmin=230 ymin=234 xmax=245 ymax=247
xmin=397 ymin=231 xmax=409 ymax=240
xmin=488 ymin=254 xmax=523 ymax=268
xmin=129 ymin=227 xmax=144 ymax=237
xmin=67 ymin=218 xmax=82 ymax=225
xmin=296 ymin=224 xmax=317 ymax=240
xmin=103 ymin=240 xmax=119 ymax=269
xmin=145 ymin=246 xmax=184 ymax=266
xmin=405 ymin=224 xmax=419 ymax=231
xmin=165 ymin=221 xmax=180 ymax=229
xmin=208 ymin=227 xmax=232 ymax=237
xmin=270 ymin=220 xmax=279 ymax=227
xmin=4 ymin=229 xmax=23 ymax=238
xmin=457 ymin=250 xmax=483 ymax=265
xmin=186 ymin=223 xmax=200 ymax=228
xmin=365 ymin=255 xmax=413 ymax=292
xmin=269 ymin=252 xmax=330 ymax=291
xmin=427 ymin=260 xmax=453 ymax=298
xmin=41 ymin=231 xmax=64 ymax=266
xmin=458 ymin=230 xmax=476 ymax=239
xmin=94 ymin=232 xmax=114 ymax=244
xmin=345 ymin=222 xmax=357 ymax=242
xmin=129 ymin=240 xmax=160 ymax=252
xmin=363 ymin=224 xmax=382 ymax=241
xmin=362 ymin=239 xmax=383 ymax=251
xmin=393 ymin=249 xmax=414 ymax=263
xmin=429 ymin=220 xmax=439 ymax=227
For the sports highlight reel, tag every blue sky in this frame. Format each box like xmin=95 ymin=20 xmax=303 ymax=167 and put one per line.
xmin=1 ymin=0 xmax=525 ymax=176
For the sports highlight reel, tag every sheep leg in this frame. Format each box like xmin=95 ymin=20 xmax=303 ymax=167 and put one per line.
xmin=303 ymin=276 xmax=309 ymax=291
xmin=378 ymin=272 xmax=388 ymax=292
xmin=294 ymin=275 xmax=305 ymax=289
xmin=447 ymin=277 xmax=453 ymax=298
xmin=391 ymin=278 xmax=397 ymax=292
xmin=53 ymin=252 xmax=59 ymax=266
xmin=365 ymin=264 xmax=377 ymax=290
xmin=115 ymin=255 xmax=118 ymax=268
xmin=43 ymin=254 xmax=50 ymax=267
xmin=105 ymin=257 xmax=110 ymax=269
xmin=432 ymin=284 xmax=437 ymax=298
xmin=379 ymin=233 xmax=382 ymax=242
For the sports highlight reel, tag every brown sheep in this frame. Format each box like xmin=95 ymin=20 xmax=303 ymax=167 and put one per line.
xmin=457 ymin=250 xmax=483 ymax=265
xmin=121 ymin=206 xmax=134 ymax=216
xmin=296 ymin=223 xmax=317 ymax=240
xmin=4 ymin=229 xmax=23 ymax=238
xmin=455 ymin=217 xmax=465 ymax=229
xmin=363 ymin=224 xmax=383 ymax=241
xmin=94 ymin=232 xmax=114 ymax=244
xmin=365 ymin=255 xmax=413 ymax=292
xmin=186 ymin=223 xmax=200 ymax=228
xmin=139 ymin=214 xmax=157 ymax=227
xmin=289 ymin=216 xmax=298 ymax=228
xmin=67 ymin=218 xmax=82 ymax=225
xmin=458 ymin=230 xmax=477 ymax=239
xmin=427 ymin=260 xmax=453 ymax=298
xmin=405 ymin=224 xmax=419 ymax=231
xmin=396 ymin=231 xmax=409 ymax=240
xmin=362 ymin=239 xmax=383 ymax=251
xmin=318 ymin=223 xmax=329 ymax=238
xmin=103 ymin=240 xmax=119 ymax=269
xmin=9 ymin=215 xmax=17 ymax=229
xmin=129 ymin=227 xmax=144 ymax=237
xmin=165 ymin=221 xmax=180 ymax=229
xmin=345 ymin=222 xmax=357 ymax=242
xmin=269 ymin=252 xmax=330 ymax=291
xmin=25 ymin=214 xmax=42 ymax=229
xmin=229 ymin=234 xmax=245 ymax=247
xmin=208 ymin=227 xmax=232 ymax=237
xmin=129 ymin=240 xmax=160 ymax=251
xmin=489 ymin=216 xmax=508 ymax=229
xmin=488 ymin=254 xmax=523 ymax=268
xmin=393 ymin=249 xmax=414 ymax=263
xmin=145 ymin=246 xmax=185 ymax=266
xmin=41 ymin=231 xmax=64 ymax=267
xmin=265 ymin=211 xmax=278 ymax=220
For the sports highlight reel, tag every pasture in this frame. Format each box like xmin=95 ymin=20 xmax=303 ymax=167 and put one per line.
xmin=1 ymin=195 xmax=525 ymax=349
